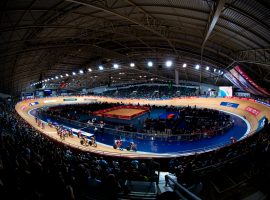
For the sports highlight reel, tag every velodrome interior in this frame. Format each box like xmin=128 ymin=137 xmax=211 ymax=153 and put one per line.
xmin=16 ymin=96 xmax=270 ymax=158
xmin=1 ymin=1 xmax=270 ymax=200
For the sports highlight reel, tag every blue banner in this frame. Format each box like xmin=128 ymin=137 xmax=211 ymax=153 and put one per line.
xmin=63 ymin=98 xmax=77 ymax=101
xmin=29 ymin=102 xmax=39 ymax=106
xmin=257 ymin=116 xmax=266 ymax=131
xmin=256 ymin=100 xmax=270 ymax=107
xmin=220 ymin=102 xmax=239 ymax=108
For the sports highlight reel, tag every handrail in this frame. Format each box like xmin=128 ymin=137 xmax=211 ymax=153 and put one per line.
xmin=165 ymin=175 xmax=202 ymax=200
xmin=151 ymin=160 xmax=161 ymax=185
xmin=36 ymin=113 xmax=246 ymax=154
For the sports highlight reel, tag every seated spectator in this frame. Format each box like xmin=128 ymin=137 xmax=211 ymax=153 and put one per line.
xmin=101 ymin=174 xmax=121 ymax=200
xmin=88 ymin=170 xmax=101 ymax=191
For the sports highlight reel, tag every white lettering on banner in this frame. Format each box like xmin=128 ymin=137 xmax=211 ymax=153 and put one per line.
xmin=44 ymin=100 xmax=57 ymax=103
xmin=84 ymin=98 xmax=97 ymax=102
xmin=245 ymin=106 xmax=260 ymax=116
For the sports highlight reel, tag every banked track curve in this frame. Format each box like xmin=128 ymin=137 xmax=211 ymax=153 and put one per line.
xmin=16 ymin=96 xmax=270 ymax=158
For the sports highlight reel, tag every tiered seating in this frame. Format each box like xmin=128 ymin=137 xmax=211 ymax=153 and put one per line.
xmin=102 ymin=85 xmax=197 ymax=99
xmin=1 ymin=100 xmax=270 ymax=200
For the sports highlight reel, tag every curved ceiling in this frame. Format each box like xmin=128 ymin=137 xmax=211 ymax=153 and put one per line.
xmin=0 ymin=0 xmax=270 ymax=94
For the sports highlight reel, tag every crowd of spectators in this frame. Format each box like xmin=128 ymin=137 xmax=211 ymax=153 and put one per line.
xmin=175 ymin=106 xmax=233 ymax=137
xmin=43 ymin=103 xmax=233 ymax=141
xmin=45 ymin=102 xmax=121 ymax=121
xmin=169 ymin=120 xmax=270 ymax=188
xmin=0 ymin=98 xmax=269 ymax=199
xmin=142 ymin=105 xmax=233 ymax=138
xmin=102 ymin=85 xmax=198 ymax=99
xmin=0 ymin=103 xmax=158 ymax=200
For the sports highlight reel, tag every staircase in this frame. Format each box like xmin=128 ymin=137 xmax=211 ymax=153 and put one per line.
xmin=157 ymin=172 xmax=176 ymax=194
xmin=118 ymin=172 xmax=178 ymax=200
xmin=118 ymin=180 xmax=157 ymax=200
xmin=119 ymin=191 xmax=157 ymax=200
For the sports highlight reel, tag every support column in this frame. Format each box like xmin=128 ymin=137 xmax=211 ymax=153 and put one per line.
xmin=175 ymin=69 xmax=179 ymax=85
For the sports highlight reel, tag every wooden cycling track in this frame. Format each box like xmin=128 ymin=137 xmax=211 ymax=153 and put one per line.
xmin=15 ymin=96 xmax=270 ymax=158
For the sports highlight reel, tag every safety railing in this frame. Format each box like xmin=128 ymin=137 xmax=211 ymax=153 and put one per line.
xmin=41 ymin=113 xmax=234 ymax=142
xmin=165 ymin=175 xmax=202 ymax=200
xmin=34 ymin=114 xmax=244 ymax=156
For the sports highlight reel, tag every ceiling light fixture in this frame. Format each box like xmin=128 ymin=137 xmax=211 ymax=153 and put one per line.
xmin=165 ymin=60 xmax=172 ymax=67
xmin=99 ymin=65 xmax=104 ymax=70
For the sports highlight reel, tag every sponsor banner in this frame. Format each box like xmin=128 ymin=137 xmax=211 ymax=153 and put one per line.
xmin=224 ymin=72 xmax=243 ymax=90
xmin=84 ymin=98 xmax=97 ymax=102
xmin=21 ymin=106 xmax=27 ymax=110
xmin=220 ymin=102 xmax=239 ymax=108
xmin=44 ymin=100 xmax=57 ymax=103
xmin=231 ymin=68 xmax=262 ymax=95
xmin=256 ymin=100 xmax=270 ymax=107
xmin=29 ymin=102 xmax=39 ymax=106
xmin=257 ymin=116 xmax=266 ymax=131
xmin=245 ymin=106 xmax=260 ymax=116
xmin=240 ymin=97 xmax=248 ymax=100
xmin=63 ymin=98 xmax=77 ymax=101
xmin=235 ymin=66 xmax=270 ymax=96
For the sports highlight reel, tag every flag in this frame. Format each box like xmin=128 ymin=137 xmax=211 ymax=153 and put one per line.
xmin=59 ymin=77 xmax=69 ymax=88
xmin=168 ymin=80 xmax=172 ymax=90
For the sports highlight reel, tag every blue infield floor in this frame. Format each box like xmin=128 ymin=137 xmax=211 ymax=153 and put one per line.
xmin=31 ymin=108 xmax=248 ymax=155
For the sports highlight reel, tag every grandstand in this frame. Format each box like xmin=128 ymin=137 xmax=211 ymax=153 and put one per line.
xmin=1 ymin=1 xmax=270 ymax=200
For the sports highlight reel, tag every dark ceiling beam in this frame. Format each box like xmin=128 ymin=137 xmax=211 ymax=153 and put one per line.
xmin=124 ymin=0 xmax=156 ymax=19
xmin=146 ymin=10 xmax=267 ymax=48
xmin=109 ymin=46 xmax=228 ymax=68
xmin=201 ymin=0 xmax=225 ymax=54
xmin=4 ymin=9 xmax=52 ymax=12
xmin=225 ymin=4 xmax=270 ymax=31
xmin=94 ymin=34 xmax=232 ymax=60
xmin=0 ymin=39 xmax=231 ymax=74
xmin=0 ymin=31 xmax=231 ymax=65
xmin=9 ymin=0 xmax=39 ymax=91
xmin=0 ymin=42 xmax=125 ymax=58
xmin=2 ymin=1 xmax=69 ymax=93
xmin=237 ymin=61 xmax=270 ymax=68
xmin=0 ymin=25 xmax=155 ymax=52
xmin=0 ymin=22 xmax=259 ymax=55
xmin=68 ymin=12 xmax=157 ymax=51
xmin=218 ymin=16 xmax=270 ymax=48
xmin=1 ymin=9 xmax=263 ymax=51
xmin=66 ymin=0 xmax=179 ymax=56
xmin=200 ymin=0 xmax=225 ymax=83
xmin=233 ymin=48 xmax=270 ymax=68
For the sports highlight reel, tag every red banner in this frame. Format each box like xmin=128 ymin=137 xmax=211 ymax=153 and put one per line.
xmin=245 ymin=106 xmax=261 ymax=116
xmin=235 ymin=66 xmax=270 ymax=96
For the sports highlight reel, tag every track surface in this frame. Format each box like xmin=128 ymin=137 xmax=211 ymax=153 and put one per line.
xmin=16 ymin=96 xmax=270 ymax=158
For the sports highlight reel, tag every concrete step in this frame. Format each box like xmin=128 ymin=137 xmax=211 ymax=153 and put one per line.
xmin=118 ymin=191 xmax=157 ymax=200
xmin=242 ymin=191 xmax=267 ymax=200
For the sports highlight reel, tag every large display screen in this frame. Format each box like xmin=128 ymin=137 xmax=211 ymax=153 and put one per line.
xmin=218 ymin=86 xmax=233 ymax=97
xmin=43 ymin=89 xmax=52 ymax=96
xmin=21 ymin=92 xmax=34 ymax=99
